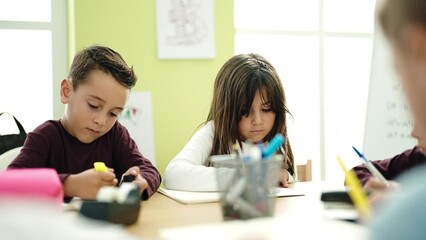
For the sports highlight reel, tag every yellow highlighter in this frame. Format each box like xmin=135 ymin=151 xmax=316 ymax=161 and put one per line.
xmin=336 ymin=156 xmax=371 ymax=221
xmin=94 ymin=162 xmax=108 ymax=173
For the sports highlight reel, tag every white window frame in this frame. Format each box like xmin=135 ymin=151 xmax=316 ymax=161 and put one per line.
xmin=0 ymin=0 xmax=68 ymax=121
xmin=235 ymin=0 xmax=374 ymax=180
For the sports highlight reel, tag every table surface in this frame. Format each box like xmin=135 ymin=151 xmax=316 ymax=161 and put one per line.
xmin=126 ymin=182 xmax=347 ymax=239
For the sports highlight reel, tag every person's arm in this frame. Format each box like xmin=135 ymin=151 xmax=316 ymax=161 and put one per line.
xmin=8 ymin=124 xmax=71 ymax=184
xmin=136 ymin=156 xmax=161 ymax=200
xmin=113 ymin=123 xmax=161 ymax=200
xmin=8 ymin=131 xmax=49 ymax=169
xmin=164 ymin=122 xmax=220 ymax=191
xmin=352 ymin=146 xmax=425 ymax=185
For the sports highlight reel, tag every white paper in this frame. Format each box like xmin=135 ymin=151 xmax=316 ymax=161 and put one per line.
xmin=158 ymin=187 xmax=305 ymax=204
xmin=271 ymin=187 xmax=305 ymax=198
xmin=158 ymin=187 xmax=220 ymax=204
xmin=118 ymin=92 xmax=156 ymax=165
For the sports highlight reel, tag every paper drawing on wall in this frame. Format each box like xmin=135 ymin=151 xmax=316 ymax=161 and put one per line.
xmin=156 ymin=0 xmax=216 ymax=59
xmin=121 ymin=106 xmax=142 ymax=126
xmin=118 ymin=92 xmax=156 ymax=166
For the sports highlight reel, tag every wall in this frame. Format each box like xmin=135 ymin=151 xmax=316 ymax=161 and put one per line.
xmin=69 ymin=0 xmax=234 ymax=176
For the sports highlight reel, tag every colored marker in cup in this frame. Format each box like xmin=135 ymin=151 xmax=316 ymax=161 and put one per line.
xmin=262 ymin=134 xmax=285 ymax=160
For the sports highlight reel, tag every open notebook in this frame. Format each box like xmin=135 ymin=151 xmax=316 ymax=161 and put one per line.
xmin=158 ymin=187 xmax=304 ymax=204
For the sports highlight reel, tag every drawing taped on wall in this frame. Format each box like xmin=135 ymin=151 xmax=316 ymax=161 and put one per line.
xmin=156 ymin=0 xmax=216 ymax=59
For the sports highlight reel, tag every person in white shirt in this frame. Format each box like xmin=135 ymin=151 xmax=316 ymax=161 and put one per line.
xmin=164 ymin=53 xmax=295 ymax=191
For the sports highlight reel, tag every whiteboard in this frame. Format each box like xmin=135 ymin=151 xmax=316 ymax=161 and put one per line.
xmin=363 ymin=25 xmax=416 ymax=160
xmin=118 ymin=92 xmax=156 ymax=166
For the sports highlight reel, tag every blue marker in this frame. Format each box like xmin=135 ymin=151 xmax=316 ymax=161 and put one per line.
xmin=262 ymin=134 xmax=285 ymax=160
xmin=352 ymin=146 xmax=389 ymax=186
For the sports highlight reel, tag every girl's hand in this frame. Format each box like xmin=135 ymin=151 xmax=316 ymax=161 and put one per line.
xmin=123 ymin=166 xmax=148 ymax=194
xmin=279 ymin=169 xmax=289 ymax=188
xmin=64 ymin=168 xmax=118 ymax=200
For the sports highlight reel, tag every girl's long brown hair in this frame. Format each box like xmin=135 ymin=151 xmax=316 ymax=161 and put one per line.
xmin=206 ymin=53 xmax=295 ymax=175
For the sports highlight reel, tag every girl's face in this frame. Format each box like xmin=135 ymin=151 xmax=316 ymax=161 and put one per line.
xmin=60 ymin=69 xmax=129 ymax=143
xmin=238 ymin=89 xmax=276 ymax=143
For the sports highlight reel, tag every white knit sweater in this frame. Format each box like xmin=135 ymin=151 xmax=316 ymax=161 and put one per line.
xmin=164 ymin=121 xmax=294 ymax=191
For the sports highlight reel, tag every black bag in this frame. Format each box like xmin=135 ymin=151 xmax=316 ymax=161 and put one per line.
xmin=0 ymin=112 xmax=27 ymax=155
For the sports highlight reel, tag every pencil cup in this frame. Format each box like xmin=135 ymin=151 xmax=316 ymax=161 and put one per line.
xmin=211 ymin=155 xmax=281 ymax=221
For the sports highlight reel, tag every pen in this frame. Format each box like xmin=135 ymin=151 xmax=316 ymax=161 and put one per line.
xmin=352 ymin=146 xmax=390 ymax=186
xmin=94 ymin=162 xmax=107 ymax=172
xmin=336 ymin=156 xmax=371 ymax=220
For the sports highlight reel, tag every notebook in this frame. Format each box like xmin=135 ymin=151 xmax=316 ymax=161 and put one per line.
xmin=158 ymin=187 xmax=305 ymax=204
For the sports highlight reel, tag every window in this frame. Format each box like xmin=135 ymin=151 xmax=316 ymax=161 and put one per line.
xmin=0 ymin=0 xmax=67 ymax=134
xmin=235 ymin=0 xmax=376 ymax=181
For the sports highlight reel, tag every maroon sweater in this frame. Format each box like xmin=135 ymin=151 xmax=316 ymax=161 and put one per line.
xmin=8 ymin=120 xmax=161 ymax=200
xmin=352 ymin=146 xmax=426 ymax=185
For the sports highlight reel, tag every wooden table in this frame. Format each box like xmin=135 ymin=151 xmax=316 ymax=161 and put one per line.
xmin=126 ymin=182 xmax=345 ymax=239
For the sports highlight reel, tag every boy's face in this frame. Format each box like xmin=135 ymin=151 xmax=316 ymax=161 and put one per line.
xmin=392 ymin=26 xmax=426 ymax=149
xmin=60 ymin=69 xmax=129 ymax=144
xmin=238 ymin=89 xmax=276 ymax=143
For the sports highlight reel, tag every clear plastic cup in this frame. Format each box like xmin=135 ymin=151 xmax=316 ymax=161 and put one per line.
xmin=211 ymin=155 xmax=282 ymax=220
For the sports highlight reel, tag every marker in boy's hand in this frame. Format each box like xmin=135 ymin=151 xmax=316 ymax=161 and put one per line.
xmin=63 ymin=167 xmax=118 ymax=200
xmin=122 ymin=166 xmax=148 ymax=194
xmin=94 ymin=162 xmax=108 ymax=172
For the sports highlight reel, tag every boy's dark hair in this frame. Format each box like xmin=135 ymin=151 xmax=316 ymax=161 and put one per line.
xmin=68 ymin=45 xmax=137 ymax=89
xmin=379 ymin=0 xmax=426 ymax=43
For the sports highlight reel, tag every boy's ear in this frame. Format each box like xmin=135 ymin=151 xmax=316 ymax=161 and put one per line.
xmin=60 ymin=79 xmax=72 ymax=104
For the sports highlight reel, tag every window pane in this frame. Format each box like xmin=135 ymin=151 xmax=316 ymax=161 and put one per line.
xmin=323 ymin=37 xmax=373 ymax=182
xmin=323 ymin=0 xmax=376 ymax=33
xmin=235 ymin=34 xmax=321 ymax=180
xmin=0 ymin=0 xmax=51 ymax=22
xmin=0 ymin=29 xmax=52 ymax=132
xmin=234 ymin=0 xmax=319 ymax=32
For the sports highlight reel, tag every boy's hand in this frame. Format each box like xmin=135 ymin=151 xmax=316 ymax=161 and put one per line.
xmin=364 ymin=178 xmax=399 ymax=192
xmin=364 ymin=177 xmax=400 ymax=206
xmin=64 ymin=168 xmax=118 ymax=200
xmin=279 ymin=169 xmax=289 ymax=188
xmin=123 ymin=166 xmax=148 ymax=194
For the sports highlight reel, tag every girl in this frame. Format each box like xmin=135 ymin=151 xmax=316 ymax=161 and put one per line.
xmin=164 ymin=53 xmax=295 ymax=191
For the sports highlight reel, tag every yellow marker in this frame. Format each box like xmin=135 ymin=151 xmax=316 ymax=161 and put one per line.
xmin=94 ymin=162 xmax=107 ymax=172
xmin=336 ymin=156 xmax=371 ymax=220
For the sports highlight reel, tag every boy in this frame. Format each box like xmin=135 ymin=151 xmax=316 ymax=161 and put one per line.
xmin=367 ymin=0 xmax=426 ymax=238
xmin=351 ymin=0 xmax=426 ymax=191
xmin=8 ymin=45 xmax=161 ymax=201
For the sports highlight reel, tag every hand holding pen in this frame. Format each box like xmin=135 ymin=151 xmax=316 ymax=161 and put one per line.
xmin=352 ymin=146 xmax=390 ymax=187
xmin=350 ymin=148 xmax=399 ymax=207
